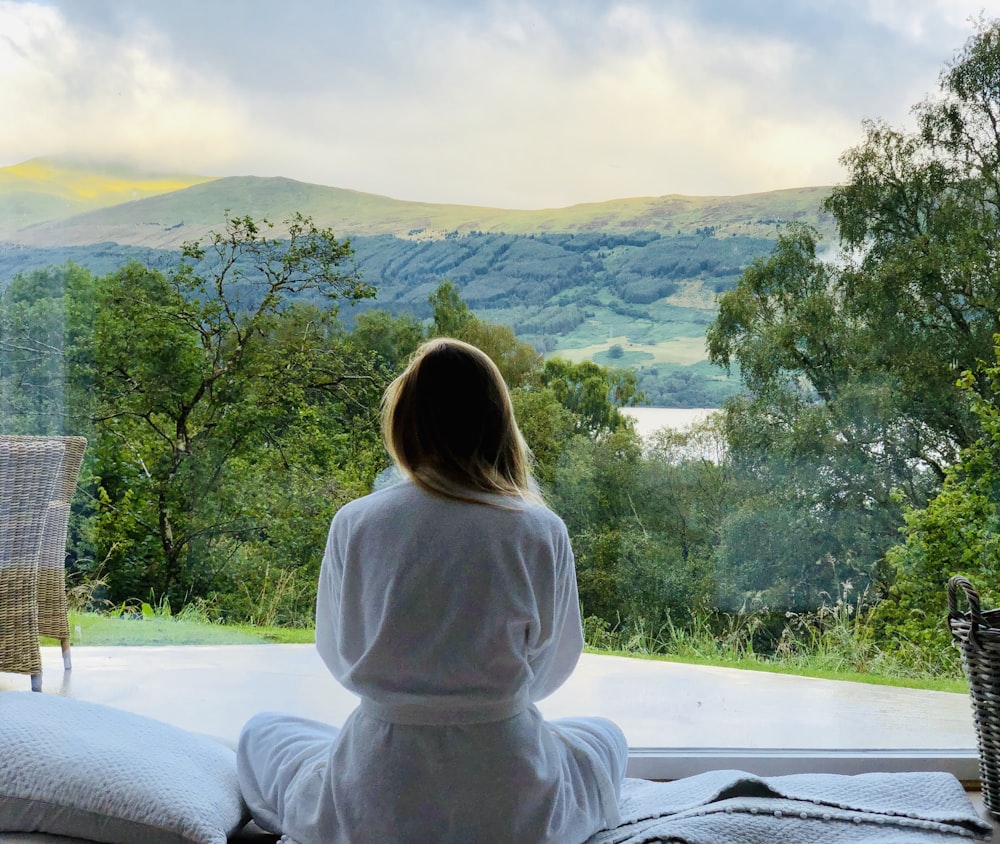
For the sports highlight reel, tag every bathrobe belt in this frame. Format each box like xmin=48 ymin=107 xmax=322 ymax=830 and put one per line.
xmin=359 ymin=691 xmax=530 ymax=726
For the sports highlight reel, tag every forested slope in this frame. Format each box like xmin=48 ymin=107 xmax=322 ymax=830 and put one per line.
xmin=0 ymin=164 xmax=836 ymax=405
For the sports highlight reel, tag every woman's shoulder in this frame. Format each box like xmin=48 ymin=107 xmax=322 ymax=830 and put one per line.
xmin=334 ymin=475 xmax=568 ymax=536
xmin=469 ymin=490 xmax=569 ymax=539
xmin=329 ymin=478 xmax=412 ymax=527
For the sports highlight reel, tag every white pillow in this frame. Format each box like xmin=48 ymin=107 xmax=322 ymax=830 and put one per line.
xmin=0 ymin=692 xmax=249 ymax=844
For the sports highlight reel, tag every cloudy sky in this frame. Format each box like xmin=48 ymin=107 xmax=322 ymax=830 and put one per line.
xmin=0 ymin=0 xmax=988 ymax=208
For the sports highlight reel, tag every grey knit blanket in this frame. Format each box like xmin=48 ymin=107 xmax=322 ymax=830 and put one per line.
xmin=585 ymin=770 xmax=993 ymax=843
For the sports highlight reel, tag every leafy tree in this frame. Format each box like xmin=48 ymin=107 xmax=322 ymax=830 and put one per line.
xmin=882 ymin=359 xmax=1000 ymax=656
xmin=539 ymin=358 xmax=642 ymax=436
xmin=551 ymin=422 xmax=721 ymax=631
xmin=89 ymin=213 xmax=379 ymax=607
xmin=551 ymin=428 xmax=646 ymax=623
xmin=509 ymin=387 xmax=577 ymax=489
xmin=350 ymin=309 xmax=424 ymax=372
xmin=0 ymin=263 xmax=102 ymax=575
xmin=0 ymin=263 xmax=99 ymax=437
xmin=841 ymin=18 xmax=1000 ymax=636
xmin=704 ymin=21 xmax=1000 ymax=613
xmin=427 ymin=279 xmax=542 ymax=388
xmin=428 ymin=279 xmax=474 ymax=338
xmin=460 ymin=319 xmax=542 ymax=390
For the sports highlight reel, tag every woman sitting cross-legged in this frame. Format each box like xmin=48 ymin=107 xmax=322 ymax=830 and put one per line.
xmin=237 ymin=337 xmax=628 ymax=844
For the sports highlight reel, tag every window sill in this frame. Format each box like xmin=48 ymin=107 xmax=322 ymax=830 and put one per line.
xmin=625 ymin=747 xmax=980 ymax=781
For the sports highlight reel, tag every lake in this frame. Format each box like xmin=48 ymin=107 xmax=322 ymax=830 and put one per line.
xmin=620 ymin=407 xmax=718 ymax=440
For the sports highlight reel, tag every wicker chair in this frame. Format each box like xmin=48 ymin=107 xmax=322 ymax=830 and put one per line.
xmin=35 ymin=437 xmax=87 ymax=671
xmin=0 ymin=435 xmax=87 ymax=692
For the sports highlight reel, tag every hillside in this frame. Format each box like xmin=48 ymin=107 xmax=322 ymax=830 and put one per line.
xmin=0 ymin=159 xmax=841 ymax=406
xmin=5 ymin=172 xmax=837 ymax=248
xmin=0 ymin=158 xmax=216 ymax=237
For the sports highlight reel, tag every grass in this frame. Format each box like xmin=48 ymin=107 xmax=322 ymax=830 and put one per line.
xmin=45 ymin=610 xmax=967 ymax=695
xmin=583 ymin=645 xmax=968 ymax=694
xmin=0 ymin=158 xmax=216 ymax=235
xmin=550 ymin=309 xmax=711 ymax=366
xmin=581 ymin=600 xmax=969 ymax=695
xmin=40 ymin=611 xmax=314 ymax=647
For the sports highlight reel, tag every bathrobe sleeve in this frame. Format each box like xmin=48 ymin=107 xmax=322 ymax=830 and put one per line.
xmin=526 ymin=517 xmax=584 ymax=702
xmin=315 ymin=515 xmax=349 ymax=682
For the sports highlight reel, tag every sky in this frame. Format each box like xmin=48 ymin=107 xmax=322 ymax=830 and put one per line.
xmin=0 ymin=0 xmax=990 ymax=208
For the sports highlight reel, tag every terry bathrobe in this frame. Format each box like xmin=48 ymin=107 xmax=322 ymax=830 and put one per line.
xmin=237 ymin=479 xmax=627 ymax=844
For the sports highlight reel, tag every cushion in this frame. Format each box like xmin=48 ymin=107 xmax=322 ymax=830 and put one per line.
xmin=0 ymin=692 xmax=249 ymax=844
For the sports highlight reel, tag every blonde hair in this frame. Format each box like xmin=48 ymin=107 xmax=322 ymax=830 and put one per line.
xmin=381 ymin=337 xmax=539 ymax=504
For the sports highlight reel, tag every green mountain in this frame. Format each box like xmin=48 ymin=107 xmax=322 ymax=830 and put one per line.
xmin=0 ymin=160 xmax=839 ymax=406
xmin=0 ymin=158 xmax=215 ymax=237
xmin=6 ymin=172 xmax=835 ymax=247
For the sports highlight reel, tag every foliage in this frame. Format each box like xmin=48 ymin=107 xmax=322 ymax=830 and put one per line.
xmin=1 ymin=226 xmax=784 ymax=404
xmin=703 ymin=21 xmax=1000 ymax=621
xmin=538 ymin=358 xmax=642 ymax=436
xmin=15 ymin=23 xmax=1000 ymax=692
xmin=882 ymin=352 xmax=1000 ymax=652
xmin=54 ymin=611 xmax=314 ymax=646
xmin=351 ymin=308 xmax=424 ymax=373
xmin=428 ymin=279 xmax=543 ymax=388
xmin=583 ymin=586 xmax=962 ymax=686
xmin=856 ymin=19 xmax=1000 ymax=648
xmin=551 ymin=421 xmax=726 ymax=632
xmin=635 ymin=361 xmax=741 ymax=407
xmin=86 ymin=213 xmax=382 ymax=608
xmin=0 ymin=262 xmax=99 ymax=436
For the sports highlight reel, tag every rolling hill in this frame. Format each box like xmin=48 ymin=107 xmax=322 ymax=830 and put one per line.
xmin=0 ymin=158 xmax=840 ymax=406
xmin=0 ymin=158 xmax=216 ymax=238
xmin=5 ymin=170 xmax=836 ymax=248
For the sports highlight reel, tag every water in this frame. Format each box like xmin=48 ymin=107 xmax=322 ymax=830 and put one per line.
xmin=620 ymin=407 xmax=718 ymax=440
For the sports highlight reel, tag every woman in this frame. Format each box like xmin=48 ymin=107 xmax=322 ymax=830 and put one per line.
xmin=237 ymin=337 xmax=628 ymax=843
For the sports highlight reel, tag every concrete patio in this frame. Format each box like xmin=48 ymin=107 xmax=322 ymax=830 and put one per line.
xmin=0 ymin=644 xmax=980 ymax=781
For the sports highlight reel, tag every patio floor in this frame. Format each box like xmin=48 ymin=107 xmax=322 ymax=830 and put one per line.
xmin=0 ymin=644 xmax=978 ymax=770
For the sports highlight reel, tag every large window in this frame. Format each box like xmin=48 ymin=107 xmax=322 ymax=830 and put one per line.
xmin=2 ymin=1 xmax=995 ymax=784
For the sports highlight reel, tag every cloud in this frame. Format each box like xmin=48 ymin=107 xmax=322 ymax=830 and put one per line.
xmin=0 ymin=1 xmax=260 ymax=174
xmin=864 ymin=0 xmax=984 ymax=43
xmin=0 ymin=0 xmax=989 ymax=206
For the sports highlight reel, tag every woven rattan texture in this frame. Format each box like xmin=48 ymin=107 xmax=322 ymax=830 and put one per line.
xmin=33 ymin=437 xmax=86 ymax=641
xmin=949 ymin=575 xmax=1000 ymax=818
xmin=0 ymin=438 xmax=65 ymax=679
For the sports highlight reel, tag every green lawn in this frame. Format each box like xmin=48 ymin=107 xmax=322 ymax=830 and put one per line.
xmin=47 ymin=612 xmax=967 ymax=694
xmin=584 ymin=647 xmax=968 ymax=695
xmin=42 ymin=611 xmax=315 ymax=647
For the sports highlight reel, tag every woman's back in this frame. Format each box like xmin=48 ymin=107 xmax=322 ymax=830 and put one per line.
xmin=316 ymin=480 xmax=582 ymax=719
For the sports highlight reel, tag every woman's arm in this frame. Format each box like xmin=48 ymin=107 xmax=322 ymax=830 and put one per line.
xmin=527 ymin=521 xmax=584 ymax=701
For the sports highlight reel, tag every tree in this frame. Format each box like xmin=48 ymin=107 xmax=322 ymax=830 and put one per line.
xmin=350 ymin=309 xmax=424 ymax=372
xmin=0 ymin=263 xmax=102 ymax=576
xmin=550 ymin=422 xmax=721 ymax=631
xmin=423 ymin=280 xmax=624 ymax=480
xmin=427 ymin=279 xmax=542 ymax=388
xmin=428 ymin=279 xmax=473 ymax=338
xmin=538 ymin=358 xmax=642 ymax=436
xmin=705 ymin=21 xmax=1000 ymax=613
xmin=0 ymin=263 xmax=99 ymax=437
xmin=90 ymin=213 xmax=379 ymax=608
xmin=882 ymin=360 xmax=1000 ymax=657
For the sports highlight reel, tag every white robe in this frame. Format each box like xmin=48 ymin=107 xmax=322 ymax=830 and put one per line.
xmin=237 ymin=480 xmax=627 ymax=843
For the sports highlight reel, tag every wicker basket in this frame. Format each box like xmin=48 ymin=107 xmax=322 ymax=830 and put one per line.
xmin=948 ymin=574 xmax=1000 ymax=815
